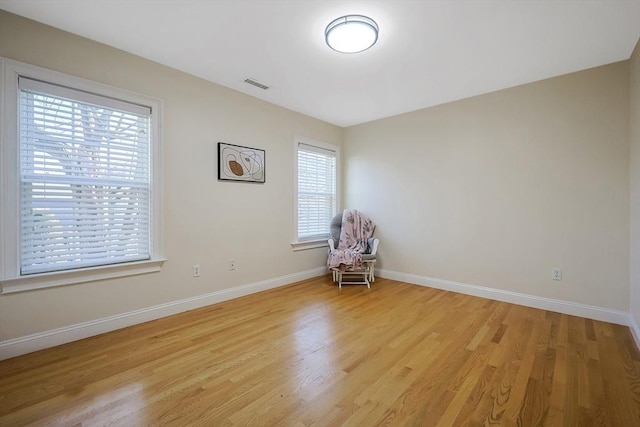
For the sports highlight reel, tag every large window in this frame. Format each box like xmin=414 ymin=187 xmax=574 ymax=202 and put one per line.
xmin=294 ymin=139 xmax=339 ymax=247
xmin=0 ymin=59 xmax=164 ymax=293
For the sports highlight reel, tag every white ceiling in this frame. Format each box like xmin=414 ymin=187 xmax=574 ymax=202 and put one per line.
xmin=1 ymin=0 xmax=639 ymax=127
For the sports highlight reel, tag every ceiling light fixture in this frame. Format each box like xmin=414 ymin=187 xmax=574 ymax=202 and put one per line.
xmin=325 ymin=15 xmax=378 ymax=54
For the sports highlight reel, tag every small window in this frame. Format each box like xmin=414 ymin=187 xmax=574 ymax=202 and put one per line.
xmin=295 ymin=139 xmax=339 ymax=243
xmin=0 ymin=59 xmax=164 ymax=293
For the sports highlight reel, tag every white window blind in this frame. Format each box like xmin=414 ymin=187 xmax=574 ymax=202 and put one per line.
xmin=297 ymin=142 xmax=337 ymax=240
xmin=18 ymin=77 xmax=152 ymax=275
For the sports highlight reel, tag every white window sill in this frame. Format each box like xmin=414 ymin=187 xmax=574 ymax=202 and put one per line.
xmin=0 ymin=258 xmax=167 ymax=294
xmin=291 ymin=239 xmax=329 ymax=251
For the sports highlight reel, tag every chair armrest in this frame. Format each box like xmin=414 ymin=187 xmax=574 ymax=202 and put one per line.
xmin=328 ymin=239 xmax=336 ymax=251
xmin=368 ymin=238 xmax=379 ymax=255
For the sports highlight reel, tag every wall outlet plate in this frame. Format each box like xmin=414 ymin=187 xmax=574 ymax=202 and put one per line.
xmin=552 ymin=268 xmax=562 ymax=281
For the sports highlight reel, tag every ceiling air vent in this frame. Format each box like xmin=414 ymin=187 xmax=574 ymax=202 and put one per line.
xmin=244 ymin=78 xmax=269 ymax=90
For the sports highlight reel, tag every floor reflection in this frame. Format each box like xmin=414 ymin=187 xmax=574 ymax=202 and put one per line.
xmin=292 ymin=303 xmax=338 ymax=399
xmin=60 ymin=382 xmax=146 ymax=425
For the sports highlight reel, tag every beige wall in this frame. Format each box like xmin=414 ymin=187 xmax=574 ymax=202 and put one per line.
xmin=630 ymin=38 xmax=640 ymax=327
xmin=0 ymin=10 xmax=635 ymax=346
xmin=0 ymin=11 xmax=342 ymax=340
xmin=344 ymin=62 xmax=630 ymax=310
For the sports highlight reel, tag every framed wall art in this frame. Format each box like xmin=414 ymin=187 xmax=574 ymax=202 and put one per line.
xmin=217 ymin=142 xmax=265 ymax=183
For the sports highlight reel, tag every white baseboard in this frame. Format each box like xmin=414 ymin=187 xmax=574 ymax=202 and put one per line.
xmin=0 ymin=267 xmax=327 ymax=360
xmin=378 ymin=269 xmax=633 ymax=327
xmin=628 ymin=315 xmax=640 ymax=351
xmin=4 ymin=267 xmax=638 ymax=360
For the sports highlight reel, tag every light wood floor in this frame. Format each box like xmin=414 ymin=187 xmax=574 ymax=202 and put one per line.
xmin=1 ymin=276 xmax=640 ymax=426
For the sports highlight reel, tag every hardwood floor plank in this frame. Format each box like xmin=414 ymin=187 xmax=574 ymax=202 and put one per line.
xmin=1 ymin=276 xmax=639 ymax=426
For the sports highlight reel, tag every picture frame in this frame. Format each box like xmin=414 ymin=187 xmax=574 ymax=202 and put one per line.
xmin=217 ymin=142 xmax=265 ymax=183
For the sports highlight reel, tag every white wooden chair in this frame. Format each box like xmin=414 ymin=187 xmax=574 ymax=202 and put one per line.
xmin=327 ymin=213 xmax=379 ymax=288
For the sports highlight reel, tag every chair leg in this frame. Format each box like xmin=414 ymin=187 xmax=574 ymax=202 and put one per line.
xmin=333 ymin=267 xmax=372 ymax=289
xmin=364 ymin=261 xmax=375 ymax=283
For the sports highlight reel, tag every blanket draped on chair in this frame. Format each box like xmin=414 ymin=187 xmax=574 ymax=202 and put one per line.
xmin=327 ymin=209 xmax=375 ymax=270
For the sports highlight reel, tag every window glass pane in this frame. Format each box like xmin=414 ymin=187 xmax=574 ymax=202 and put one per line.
xmin=297 ymin=144 xmax=336 ymax=240
xmin=19 ymin=83 xmax=151 ymax=275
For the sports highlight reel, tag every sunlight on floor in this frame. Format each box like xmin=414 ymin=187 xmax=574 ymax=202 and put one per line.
xmin=60 ymin=382 xmax=146 ymax=425
xmin=293 ymin=303 xmax=338 ymax=399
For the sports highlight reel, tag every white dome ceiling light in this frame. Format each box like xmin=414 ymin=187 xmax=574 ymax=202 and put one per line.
xmin=325 ymin=15 xmax=379 ymax=54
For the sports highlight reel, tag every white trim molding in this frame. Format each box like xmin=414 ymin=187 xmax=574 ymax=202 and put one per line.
xmin=292 ymin=135 xmax=340 ymax=246
xmin=0 ymin=267 xmax=327 ymax=360
xmin=0 ymin=57 xmax=165 ymax=292
xmin=290 ymin=239 xmax=329 ymax=251
xmin=4 ymin=267 xmax=638 ymax=360
xmin=378 ymin=269 xmax=634 ymax=328
xmin=0 ymin=259 xmax=167 ymax=294
xmin=629 ymin=316 xmax=640 ymax=351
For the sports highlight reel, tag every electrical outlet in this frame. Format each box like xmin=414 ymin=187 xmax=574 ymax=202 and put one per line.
xmin=552 ymin=268 xmax=562 ymax=281
xmin=193 ymin=265 xmax=200 ymax=277
xmin=229 ymin=260 xmax=236 ymax=271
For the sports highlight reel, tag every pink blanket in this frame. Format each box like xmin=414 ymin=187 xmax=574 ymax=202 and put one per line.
xmin=327 ymin=210 xmax=375 ymax=270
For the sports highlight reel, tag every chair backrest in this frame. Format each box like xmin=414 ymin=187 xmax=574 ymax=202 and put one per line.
xmin=330 ymin=212 xmax=376 ymax=253
xmin=330 ymin=213 xmax=343 ymax=248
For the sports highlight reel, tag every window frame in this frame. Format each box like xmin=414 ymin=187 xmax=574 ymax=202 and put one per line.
xmin=0 ymin=58 xmax=165 ymax=294
xmin=291 ymin=136 xmax=340 ymax=251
